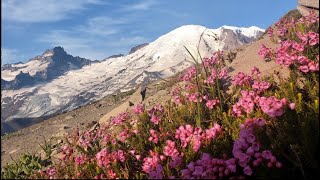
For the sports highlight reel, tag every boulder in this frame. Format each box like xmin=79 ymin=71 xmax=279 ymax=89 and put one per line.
xmin=297 ymin=0 xmax=319 ymax=16
xmin=298 ymin=0 xmax=319 ymax=9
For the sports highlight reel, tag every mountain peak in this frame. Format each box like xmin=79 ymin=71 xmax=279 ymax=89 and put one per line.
xmin=52 ymin=46 xmax=66 ymax=53
xmin=42 ymin=46 xmax=67 ymax=57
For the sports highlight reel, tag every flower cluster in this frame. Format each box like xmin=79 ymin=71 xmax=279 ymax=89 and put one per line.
xmin=148 ymin=104 xmax=164 ymax=125
xmin=60 ymin=145 xmax=74 ymax=161
xmin=46 ymin=167 xmax=57 ymax=179
xmin=232 ymin=72 xmax=253 ymax=87
xmin=181 ymin=66 xmax=197 ymax=81
xmin=252 ymin=81 xmax=271 ymax=93
xmin=205 ymin=98 xmax=219 ymax=110
xmin=175 ymin=124 xmax=221 ymax=152
xmin=233 ymin=118 xmax=282 ymax=176
xmin=132 ymin=104 xmax=144 ymax=114
xmin=262 ymin=12 xmax=319 ymax=74
xmin=258 ymin=44 xmax=273 ymax=60
xmin=258 ymin=96 xmax=287 ymax=117
xmin=111 ymin=112 xmax=130 ymax=125
xmin=163 ymin=140 xmax=183 ymax=168
xmin=148 ymin=129 xmax=159 ymax=144
xmin=142 ymin=151 xmax=163 ymax=179
xmin=181 ymin=153 xmax=233 ymax=179
xmin=232 ymin=91 xmax=259 ymax=117
xmin=203 ymin=51 xmax=224 ymax=68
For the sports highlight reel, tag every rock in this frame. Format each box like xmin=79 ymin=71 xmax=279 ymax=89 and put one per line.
xmin=298 ymin=0 xmax=319 ymax=9
xmin=57 ymin=139 xmax=63 ymax=144
xmin=9 ymin=149 xmax=18 ymax=154
xmin=65 ymin=115 xmax=75 ymax=120
xmin=129 ymin=43 xmax=149 ymax=54
xmin=297 ymin=0 xmax=319 ymax=16
xmin=297 ymin=5 xmax=319 ymax=16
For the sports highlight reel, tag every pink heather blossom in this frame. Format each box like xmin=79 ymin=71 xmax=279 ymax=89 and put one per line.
xmin=258 ymin=44 xmax=273 ymax=60
xmin=289 ymin=103 xmax=296 ymax=110
xmin=169 ymin=155 xmax=183 ymax=168
xmin=232 ymin=103 xmax=242 ymax=117
xmin=218 ymin=68 xmax=229 ymax=79
xmin=253 ymin=118 xmax=266 ymax=127
xmin=243 ymin=166 xmax=253 ymax=176
xmin=206 ymin=98 xmax=219 ymax=109
xmin=148 ymin=165 xmax=163 ymax=179
xmin=252 ymin=81 xmax=271 ymax=93
xmin=118 ymin=128 xmax=130 ymax=142
xmin=186 ymin=92 xmax=201 ymax=103
xmin=182 ymin=66 xmax=197 ymax=81
xmin=103 ymin=133 xmax=110 ymax=143
xmin=297 ymin=56 xmax=309 ymax=64
xmin=299 ymin=65 xmax=310 ymax=73
xmin=185 ymin=83 xmax=196 ymax=91
xmin=142 ymin=151 xmax=163 ymax=179
xmin=147 ymin=104 xmax=164 ymax=124
xmin=96 ymin=148 xmax=111 ymax=168
xmin=46 ymin=167 xmax=57 ymax=179
xmin=181 ymin=153 xmax=233 ymax=179
xmin=276 ymin=49 xmax=295 ymax=67
xmin=60 ymin=145 xmax=73 ymax=161
xmin=136 ymin=155 xmax=142 ymax=161
xmin=107 ymin=169 xmax=117 ymax=179
xmin=203 ymin=51 xmax=223 ymax=67
xmin=204 ymin=123 xmax=221 ymax=140
xmin=233 ymin=118 xmax=282 ymax=175
xmin=132 ymin=104 xmax=144 ymax=114
xmin=129 ymin=150 xmax=135 ymax=155
xmin=111 ymin=112 xmax=130 ymax=125
xmin=232 ymin=91 xmax=259 ymax=116
xmin=150 ymin=114 xmax=161 ymax=125
xmin=94 ymin=174 xmax=106 ymax=179
xmin=171 ymin=86 xmax=181 ymax=96
xmin=204 ymin=74 xmax=216 ymax=84
xmin=251 ymin=66 xmax=261 ymax=78
xmin=148 ymin=129 xmax=159 ymax=144
xmin=267 ymin=28 xmax=274 ymax=37
xmin=173 ymin=96 xmax=182 ymax=105
xmin=163 ymin=140 xmax=179 ymax=157
xmin=74 ymin=155 xmax=86 ymax=165
xmin=292 ymin=42 xmax=304 ymax=52
xmin=308 ymin=31 xmax=319 ymax=46
xmin=117 ymin=150 xmax=126 ymax=162
xmin=258 ymin=96 xmax=287 ymax=117
xmin=276 ymin=162 xmax=283 ymax=168
xmin=232 ymin=72 xmax=253 ymax=86
xmin=192 ymin=136 xmax=202 ymax=152
xmin=297 ymin=32 xmax=308 ymax=45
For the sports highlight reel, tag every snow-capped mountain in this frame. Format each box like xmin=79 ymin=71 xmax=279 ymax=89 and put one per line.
xmin=1 ymin=25 xmax=264 ymax=134
xmin=1 ymin=47 xmax=95 ymax=90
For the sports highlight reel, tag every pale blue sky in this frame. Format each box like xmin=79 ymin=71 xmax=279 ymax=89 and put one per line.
xmin=1 ymin=0 xmax=297 ymax=64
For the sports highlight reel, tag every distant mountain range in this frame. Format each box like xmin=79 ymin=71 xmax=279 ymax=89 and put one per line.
xmin=1 ymin=25 xmax=264 ymax=134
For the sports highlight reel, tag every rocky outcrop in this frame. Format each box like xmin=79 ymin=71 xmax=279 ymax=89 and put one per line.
xmin=297 ymin=0 xmax=319 ymax=16
xmin=129 ymin=43 xmax=149 ymax=54
xmin=1 ymin=47 xmax=93 ymax=90
xmin=105 ymin=54 xmax=124 ymax=59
